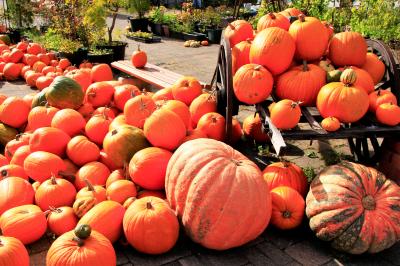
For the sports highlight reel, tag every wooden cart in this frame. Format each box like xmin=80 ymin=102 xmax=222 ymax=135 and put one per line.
xmin=212 ymin=36 xmax=400 ymax=165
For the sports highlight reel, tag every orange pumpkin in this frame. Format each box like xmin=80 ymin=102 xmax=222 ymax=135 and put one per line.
xmin=106 ymin=169 xmax=126 ymax=188
xmin=243 ymin=113 xmax=269 ymax=142
xmin=276 ymin=61 xmax=326 ymax=106
xmin=47 ymin=206 xmax=78 ymax=236
xmin=38 ymin=53 xmax=51 ymax=65
xmin=257 ymin=12 xmax=290 ymax=32
xmin=78 ymin=201 xmax=125 ymax=243
xmin=0 ymin=236 xmax=29 ymax=266
xmin=32 ymin=61 xmax=46 ymax=73
xmin=144 ymin=109 xmax=186 ymax=150
xmin=262 ymin=162 xmax=308 ymax=196
xmin=345 ymin=66 xmax=374 ymax=94
xmin=9 ymin=145 xmax=31 ymax=167
xmin=196 ymin=112 xmax=226 ymax=141
xmin=0 ymin=164 xmax=28 ymax=181
xmin=46 ymin=224 xmax=116 ymax=266
xmin=27 ymin=106 xmax=59 ymax=131
xmin=131 ymin=45 xmax=147 ymax=68
xmin=86 ymin=82 xmax=115 ymax=107
xmin=270 ymin=186 xmax=305 ymax=230
xmin=78 ymin=102 xmax=94 ymax=121
xmin=166 ymin=138 xmax=271 ymax=250
xmin=26 ymin=72 xmax=44 ymax=87
xmin=124 ymin=94 xmax=156 ymax=128
xmin=35 ymin=177 xmax=77 ymax=210
xmin=51 ymin=109 xmax=86 ymax=137
xmin=75 ymin=161 xmax=110 ymax=190
xmin=321 ymin=117 xmax=341 ymax=132
xmin=113 ymin=84 xmax=141 ymax=111
xmin=361 ymin=52 xmax=385 ymax=84
xmin=376 ymin=103 xmax=400 ymax=126
xmin=182 ymin=128 xmax=207 ymax=143
xmin=232 ymin=39 xmax=252 ymax=73
xmin=29 ymin=127 xmax=71 ymax=156
xmin=106 ymin=180 xmax=137 ymax=204
xmin=280 ymin=7 xmax=303 ymax=17
xmin=73 ymin=196 xmax=97 ymax=218
xmin=24 ymin=151 xmax=66 ymax=183
xmin=224 ymin=20 xmax=254 ymax=47
xmin=233 ymin=64 xmax=273 ymax=104
xmin=76 ymin=179 xmax=107 ymax=203
xmin=35 ymin=76 xmax=54 ymax=91
xmin=123 ymin=197 xmax=179 ymax=254
xmin=0 ymin=96 xmax=30 ymax=128
xmin=270 ymin=99 xmax=301 ymax=130
xmin=85 ymin=115 xmax=112 ymax=145
xmin=27 ymin=43 xmax=43 ymax=55
xmin=231 ymin=118 xmax=243 ymax=143
xmin=65 ymin=69 xmax=92 ymax=92
xmin=66 ymin=136 xmax=100 ymax=166
xmin=189 ymin=93 xmax=217 ymax=127
xmin=91 ymin=64 xmax=113 ymax=82
xmin=152 ymin=87 xmax=174 ymax=102
xmin=0 ymin=204 xmax=47 ymax=244
xmin=58 ymin=58 xmax=71 ymax=70
xmin=0 ymin=177 xmax=34 ymax=215
xmin=328 ymin=32 xmax=367 ymax=67
xmin=250 ymin=27 xmax=295 ymax=75
xmin=159 ymin=100 xmax=191 ymax=129
xmin=171 ymin=76 xmax=202 ymax=106
xmin=3 ymin=63 xmax=22 ymax=80
xmin=129 ymin=147 xmax=172 ymax=190
xmin=9 ymin=48 xmax=24 ymax=63
xmin=0 ymin=154 xmax=8 ymax=167
xmin=4 ymin=133 xmax=31 ymax=161
xmin=368 ymin=89 xmax=398 ymax=112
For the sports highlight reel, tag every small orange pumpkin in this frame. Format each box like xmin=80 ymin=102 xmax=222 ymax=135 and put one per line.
xmin=86 ymin=82 xmax=115 ymax=107
xmin=35 ymin=176 xmax=77 ymax=211
xmin=51 ymin=109 xmax=86 ymax=137
xmin=0 ymin=236 xmax=29 ymax=266
xmin=47 ymin=206 xmax=78 ymax=236
xmin=23 ymin=151 xmax=66 ymax=183
xmin=0 ymin=96 xmax=30 ymax=128
xmin=131 ymin=45 xmax=147 ymax=68
xmin=171 ymin=76 xmax=202 ymax=106
xmin=270 ymin=100 xmax=301 ymax=130
xmin=124 ymin=94 xmax=156 ymax=129
xmin=76 ymin=179 xmax=107 ymax=203
xmin=74 ymin=162 xmax=110 ymax=190
xmin=106 ymin=180 xmax=137 ymax=204
xmin=242 ymin=113 xmax=269 ymax=142
xmin=85 ymin=114 xmax=113 ymax=145
xmin=196 ymin=112 xmax=226 ymax=141
xmin=321 ymin=117 xmax=341 ymax=132
xmin=189 ymin=93 xmax=217 ymax=127
xmin=368 ymin=90 xmax=397 ymax=112
xmin=376 ymin=103 xmax=400 ymax=126
xmin=66 ymin=135 xmax=100 ymax=166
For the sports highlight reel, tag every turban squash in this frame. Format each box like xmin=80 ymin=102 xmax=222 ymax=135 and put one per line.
xmin=306 ymin=162 xmax=400 ymax=254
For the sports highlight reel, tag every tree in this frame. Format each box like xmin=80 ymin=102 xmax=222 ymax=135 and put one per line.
xmin=5 ymin=0 xmax=34 ymax=28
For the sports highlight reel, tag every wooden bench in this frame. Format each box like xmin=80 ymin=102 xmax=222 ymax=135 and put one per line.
xmin=111 ymin=60 xmax=184 ymax=89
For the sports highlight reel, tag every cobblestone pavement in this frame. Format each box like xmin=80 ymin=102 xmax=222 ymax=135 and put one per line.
xmin=2 ymin=14 xmax=398 ymax=266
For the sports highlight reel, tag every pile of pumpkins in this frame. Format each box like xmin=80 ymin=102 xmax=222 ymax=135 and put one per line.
xmin=227 ymin=8 xmax=400 ymax=131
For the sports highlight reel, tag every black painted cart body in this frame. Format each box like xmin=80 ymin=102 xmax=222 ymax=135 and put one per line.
xmin=212 ymin=36 xmax=400 ymax=165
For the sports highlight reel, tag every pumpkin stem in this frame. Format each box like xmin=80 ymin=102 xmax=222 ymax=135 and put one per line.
xmin=282 ymin=210 xmax=291 ymax=218
xmin=268 ymin=12 xmax=276 ymax=19
xmin=246 ymin=38 xmax=252 ymax=43
xmin=377 ymin=89 xmax=381 ymax=96
xmin=231 ymin=159 xmax=242 ymax=166
xmin=228 ymin=23 xmax=235 ymax=30
xmin=291 ymin=101 xmax=302 ymax=109
xmin=254 ymin=65 xmax=262 ymax=71
xmin=0 ymin=239 xmax=3 ymax=246
xmin=298 ymin=14 xmax=305 ymax=22
xmin=72 ymin=236 xmax=85 ymax=247
xmin=302 ymin=60 xmax=309 ymax=72
xmin=84 ymin=179 xmax=95 ymax=192
xmin=49 ymin=206 xmax=62 ymax=213
xmin=146 ymin=201 xmax=153 ymax=209
xmin=15 ymin=133 xmax=24 ymax=141
xmin=50 ymin=174 xmax=58 ymax=185
xmin=1 ymin=169 xmax=8 ymax=177
xmin=211 ymin=116 xmax=217 ymax=123
xmin=137 ymin=44 xmax=141 ymax=51
xmin=111 ymin=129 xmax=118 ymax=135
xmin=362 ymin=195 xmax=376 ymax=210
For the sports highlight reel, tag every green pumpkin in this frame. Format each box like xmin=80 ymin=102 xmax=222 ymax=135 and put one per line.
xmin=327 ymin=70 xmax=342 ymax=83
xmin=0 ymin=34 xmax=11 ymax=45
xmin=46 ymin=76 xmax=84 ymax=109
xmin=0 ymin=122 xmax=18 ymax=145
xmin=31 ymin=90 xmax=48 ymax=108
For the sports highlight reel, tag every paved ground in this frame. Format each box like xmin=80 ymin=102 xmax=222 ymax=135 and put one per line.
xmin=1 ymin=14 xmax=399 ymax=266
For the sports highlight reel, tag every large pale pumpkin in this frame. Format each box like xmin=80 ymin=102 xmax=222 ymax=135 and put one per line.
xmin=276 ymin=61 xmax=326 ymax=106
xmin=250 ymin=27 xmax=295 ymax=75
xmin=165 ymin=138 xmax=271 ymax=250
xmin=306 ymin=162 xmax=400 ymax=254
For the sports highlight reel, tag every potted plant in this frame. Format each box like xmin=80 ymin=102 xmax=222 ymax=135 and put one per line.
xmin=88 ymin=48 xmax=114 ymax=64
xmin=128 ymin=0 xmax=151 ymax=32
xmin=148 ymin=6 xmax=166 ymax=35
xmin=203 ymin=7 xmax=223 ymax=44
xmin=4 ymin=0 xmax=35 ymax=43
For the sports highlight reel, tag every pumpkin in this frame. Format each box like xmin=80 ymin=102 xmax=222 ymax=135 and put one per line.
xmin=0 ymin=204 xmax=47 ymax=244
xmin=76 ymin=179 xmax=106 ymax=200
xmin=85 ymin=114 xmax=112 ymax=145
xmin=152 ymin=87 xmax=174 ymax=102
xmin=262 ymin=162 xmax=308 ymax=196
xmin=106 ymin=180 xmax=137 ymax=204
xmin=0 ymin=96 xmax=30 ymax=128
xmin=51 ymin=109 xmax=86 ymax=137
xmin=270 ymin=186 xmax=305 ymax=230
xmin=46 ymin=76 xmax=84 ymax=109
xmin=137 ymin=190 xmax=166 ymax=199
xmin=129 ymin=147 xmax=173 ymax=190
xmin=369 ymin=89 xmax=397 ymax=112
xmin=328 ymin=32 xmax=367 ymax=67
xmin=74 ymin=161 xmax=110 ymax=190
xmin=0 ymin=164 xmax=28 ymax=181
xmin=281 ymin=7 xmax=303 ymax=17
xmin=317 ymin=70 xmax=369 ymax=123
xmin=131 ymin=45 xmax=147 ymax=68
xmin=47 ymin=207 xmax=78 ymax=236
xmin=159 ymin=100 xmax=191 ymax=129
xmin=230 ymin=118 xmax=242 ymax=143
xmin=26 ymin=72 xmax=44 ymax=87
xmin=27 ymin=43 xmax=42 ymax=55
xmin=78 ymin=201 xmax=125 ymax=243
xmin=32 ymin=61 xmax=46 ymax=73
xmin=57 ymin=58 xmax=71 ymax=70
xmin=233 ymin=64 xmax=273 ymax=104
xmin=144 ymin=109 xmax=186 ymax=150
xmin=35 ymin=76 xmax=53 ymax=91
xmin=85 ymin=82 xmax=115 ymax=107
xmin=35 ymin=176 xmax=76 ymax=211
xmin=257 ymin=12 xmax=290 ymax=32
xmin=232 ymin=39 xmax=252 ymax=73
xmin=29 ymin=127 xmax=70 ymax=156
xmin=3 ymin=63 xmax=22 ymax=80
xmin=166 ymin=138 xmax=271 ymax=250
xmin=113 ymin=84 xmax=141 ymax=111
xmin=224 ymin=20 xmax=254 ymax=47
xmin=16 ymin=41 xmax=29 ymax=51
xmin=65 ymin=69 xmax=92 ymax=93
xmin=376 ymin=103 xmax=400 ymax=126
xmin=73 ymin=196 xmax=97 ymax=218
xmin=182 ymin=128 xmax=207 ymax=143
xmin=189 ymin=93 xmax=217 ymax=127
xmin=250 ymin=27 xmax=295 ymax=75
xmin=27 ymin=106 xmax=58 ymax=131
xmin=270 ymin=99 xmax=301 ymax=130
xmin=345 ymin=67 xmax=375 ymax=94
xmin=321 ymin=117 xmax=341 ymax=132
xmin=46 ymin=224 xmax=116 ymax=266
xmin=0 ymin=177 xmax=34 ymax=215
xmin=79 ymin=61 xmax=93 ymax=69
xmin=4 ymin=133 xmax=31 ymax=160
xmin=90 ymin=64 xmax=113 ymax=82
xmin=0 ymin=154 xmax=8 ymax=167
xmin=103 ymin=125 xmax=150 ymax=168
xmin=78 ymin=102 xmax=94 ymax=120
xmin=276 ymin=61 xmax=326 ymax=106
xmin=124 ymin=94 xmax=156 ymax=128
xmin=243 ymin=113 xmax=269 ymax=142
xmin=9 ymin=145 xmax=30 ymax=167
xmin=9 ymin=48 xmax=23 ymax=63
xmin=42 ymin=65 xmax=56 ymax=75
xmin=361 ymin=53 xmax=385 ymax=84
xmin=0 ymin=236 xmax=29 ymax=266
xmin=196 ymin=112 xmax=226 ymax=141
xmin=0 ymin=122 xmax=18 ymax=146
xmin=306 ymin=162 xmax=400 ymax=254
xmin=31 ymin=89 xmax=48 ymax=108
xmin=38 ymin=53 xmax=51 ymax=65
xmin=24 ymin=151 xmax=66 ymax=183
xmin=67 ymin=135 xmax=100 ymax=166
xmin=172 ymin=76 xmax=202 ymax=106
xmin=106 ymin=169 xmax=126 ymax=188
xmin=123 ymin=197 xmax=179 ymax=254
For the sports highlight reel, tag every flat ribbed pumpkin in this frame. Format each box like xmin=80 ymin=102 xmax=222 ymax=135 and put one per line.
xmin=0 ymin=236 xmax=29 ymax=266
xmin=46 ymin=76 xmax=84 ymax=109
xmin=165 ymin=138 xmax=271 ymax=250
xmin=306 ymin=162 xmax=400 ymax=254
xmin=78 ymin=201 xmax=125 ymax=243
xmin=276 ymin=61 xmax=326 ymax=106
xmin=0 ymin=177 xmax=34 ymax=215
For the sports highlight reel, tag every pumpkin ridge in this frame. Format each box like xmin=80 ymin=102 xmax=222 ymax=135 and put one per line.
xmin=331 ymin=213 xmax=365 ymax=253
